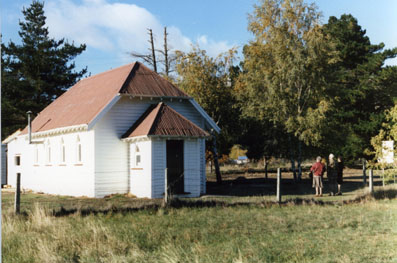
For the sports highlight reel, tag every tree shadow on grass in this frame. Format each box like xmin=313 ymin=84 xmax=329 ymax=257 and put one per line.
xmin=206 ymin=176 xmax=378 ymax=197
xmin=50 ymin=187 xmax=397 ymax=217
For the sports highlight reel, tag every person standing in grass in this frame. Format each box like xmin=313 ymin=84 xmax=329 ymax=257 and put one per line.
xmin=310 ymin=156 xmax=325 ymax=197
xmin=327 ymin=154 xmax=338 ymax=196
xmin=336 ymin=156 xmax=344 ymax=195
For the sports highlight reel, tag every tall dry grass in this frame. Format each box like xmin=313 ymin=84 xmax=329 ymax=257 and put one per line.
xmin=2 ymin=203 xmax=146 ymax=262
xmin=2 ymin=188 xmax=397 ymax=262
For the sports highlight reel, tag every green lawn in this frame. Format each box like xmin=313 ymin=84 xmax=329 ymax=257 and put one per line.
xmin=2 ymin=187 xmax=397 ymax=263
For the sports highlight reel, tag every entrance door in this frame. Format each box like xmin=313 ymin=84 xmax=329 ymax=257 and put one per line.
xmin=166 ymin=140 xmax=184 ymax=194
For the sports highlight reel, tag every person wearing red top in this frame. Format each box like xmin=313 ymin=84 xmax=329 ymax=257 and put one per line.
xmin=310 ymin=156 xmax=325 ymax=197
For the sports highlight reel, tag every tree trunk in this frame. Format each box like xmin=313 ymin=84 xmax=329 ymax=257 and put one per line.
xmin=210 ymin=131 xmax=222 ymax=184
xmin=148 ymin=29 xmax=157 ymax=73
xmin=163 ymin=27 xmax=169 ymax=76
xmin=264 ymin=157 xmax=268 ymax=180
xmin=297 ymin=140 xmax=302 ymax=181
xmin=362 ymin=158 xmax=367 ymax=186
xmin=288 ymin=135 xmax=297 ymax=182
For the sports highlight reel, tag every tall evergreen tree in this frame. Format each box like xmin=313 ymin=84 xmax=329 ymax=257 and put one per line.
xmin=1 ymin=1 xmax=87 ymax=138
xmin=322 ymin=14 xmax=397 ymax=161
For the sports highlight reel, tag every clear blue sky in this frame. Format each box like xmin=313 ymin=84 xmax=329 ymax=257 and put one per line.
xmin=2 ymin=0 xmax=397 ymax=75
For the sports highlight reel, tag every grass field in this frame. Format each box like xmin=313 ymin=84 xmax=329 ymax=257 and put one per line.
xmin=2 ymin=169 xmax=397 ymax=262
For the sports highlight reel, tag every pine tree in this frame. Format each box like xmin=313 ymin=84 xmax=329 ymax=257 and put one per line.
xmin=1 ymin=1 xmax=87 ymax=138
xmin=321 ymin=14 xmax=397 ymax=161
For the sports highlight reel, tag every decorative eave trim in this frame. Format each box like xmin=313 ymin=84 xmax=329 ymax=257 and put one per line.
xmin=121 ymin=134 xmax=209 ymax=143
xmin=120 ymin=94 xmax=192 ymax=101
xmin=2 ymin=129 xmax=22 ymax=144
xmin=87 ymin=94 xmax=121 ymax=130
xmin=121 ymin=135 xmax=151 ymax=143
xmin=25 ymin=124 xmax=88 ymax=139
xmin=150 ymin=135 xmax=210 ymax=140
xmin=189 ymin=99 xmax=221 ymax=133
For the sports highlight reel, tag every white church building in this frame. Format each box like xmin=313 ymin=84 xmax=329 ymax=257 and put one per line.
xmin=5 ymin=62 xmax=220 ymax=198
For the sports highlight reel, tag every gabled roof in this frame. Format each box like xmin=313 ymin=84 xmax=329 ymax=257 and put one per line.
xmin=2 ymin=129 xmax=21 ymax=144
xmin=122 ymin=103 xmax=209 ymax=138
xmin=22 ymin=62 xmax=190 ymax=134
xmin=120 ymin=63 xmax=189 ymax=97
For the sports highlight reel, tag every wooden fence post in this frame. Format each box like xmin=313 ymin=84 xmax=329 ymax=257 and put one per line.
xmin=382 ymin=168 xmax=385 ymax=187
xmin=164 ymin=168 xmax=168 ymax=206
xmin=276 ymin=168 xmax=282 ymax=203
xmin=369 ymin=169 xmax=374 ymax=194
xmin=14 ymin=173 xmax=21 ymax=214
xmin=362 ymin=159 xmax=367 ymax=186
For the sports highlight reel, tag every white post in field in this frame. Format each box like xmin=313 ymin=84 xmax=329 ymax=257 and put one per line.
xmin=276 ymin=168 xmax=282 ymax=203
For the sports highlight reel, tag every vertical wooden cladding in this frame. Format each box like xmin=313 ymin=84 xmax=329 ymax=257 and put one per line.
xmin=183 ymin=139 xmax=200 ymax=196
xmin=151 ymin=139 xmax=200 ymax=198
xmin=151 ymin=140 xmax=166 ymax=198
xmin=200 ymin=139 xmax=206 ymax=194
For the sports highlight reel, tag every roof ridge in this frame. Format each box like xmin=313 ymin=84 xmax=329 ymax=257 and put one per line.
xmin=123 ymin=102 xmax=209 ymax=138
xmin=148 ymin=102 xmax=164 ymax=135
xmin=119 ymin=62 xmax=140 ymax=93
xmin=82 ymin=62 xmax=136 ymax=82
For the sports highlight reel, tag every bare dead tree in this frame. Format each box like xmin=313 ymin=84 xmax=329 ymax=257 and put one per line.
xmin=149 ymin=29 xmax=157 ymax=72
xmin=129 ymin=27 xmax=176 ymax=76
xmin=129 ymin=28 xmax=157 ymax=72
xmin=156 ymin=27 xmax=177 ymax=77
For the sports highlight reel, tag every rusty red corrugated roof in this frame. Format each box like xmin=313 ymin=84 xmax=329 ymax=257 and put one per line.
xmin=120 ymin=63 xmax=189 ymax=97
xmin=21 ymin=62 xmax=190 ymax=134
xmin=122 ymin=103 xmax=209 ymax=138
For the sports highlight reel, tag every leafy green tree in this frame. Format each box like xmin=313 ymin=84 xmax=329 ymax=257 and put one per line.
xmin=237 ymin=0 xmax=338 ymax=180
xmin=368 ymin=105 xmax=397 ymax=167
xmin=321 ymin=14 xmax=397 ymax=162
xmin=175 ymin=46 xmax=240 ymax=184
xmin=229 ymin=145 xmax=247 ymax=160
xmin=1 ymin=0 xmax=87 ymax=139
xmin=175 ymin=46 xmax=240 ymax=153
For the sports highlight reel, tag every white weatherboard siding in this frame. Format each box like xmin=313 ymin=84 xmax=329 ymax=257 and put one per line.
xmin=94 ymin=97 xmax=208 ymax=198
xmin=167 ymin=100 xmax=205 ymax=129
xmin=7 ymin=131 xmax=95 ymax=197
xmin=151 ymin=139 xmax=166 ymax=198
xmin=151 ymin=139 xmax=201 ymax=198
xmin=2 ymin=144 xmax=7 ymax=185
xmin=6 ymin=96 xmax=209 ymax=198
xmin=129 ymin=140 xmax=152 ymax=198
xmin=184 ymin=139 xmax=201 ymax=197
xmin=167 ymin=100 xmax=207 ymax=195
xmin=94 ymin=97 xmax=151 ymax=197
xmin=200 ymin=139 xmax=206 ymax=194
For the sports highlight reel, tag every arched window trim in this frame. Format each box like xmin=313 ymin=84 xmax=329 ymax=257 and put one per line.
xmin=34 ymin=144 xmax=39 ymax=164
xmin=60 ymin=137 xmax=66 ymax=164
xmin=135 ymin=144 xmax=141 ymax=167
xmin=46 ymin=139 xmax=51 ymax=164
xmin=76 ymin=135 xmax=82 ymax=164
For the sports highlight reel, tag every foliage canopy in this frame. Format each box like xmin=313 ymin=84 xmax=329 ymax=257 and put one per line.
xmin=1 ymin=0 xmax=86 ymax=139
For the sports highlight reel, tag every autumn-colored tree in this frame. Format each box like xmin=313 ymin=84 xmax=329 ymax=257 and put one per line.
xmin=237 ymin=0 xmax=338 ymax=180
xmin=175 ymin=46 xmax=239 ymax=184
xmin=229 ymin=145 xmax=248 ymax=160
xmin=368 ymin=105 xmax=397 ymax=168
